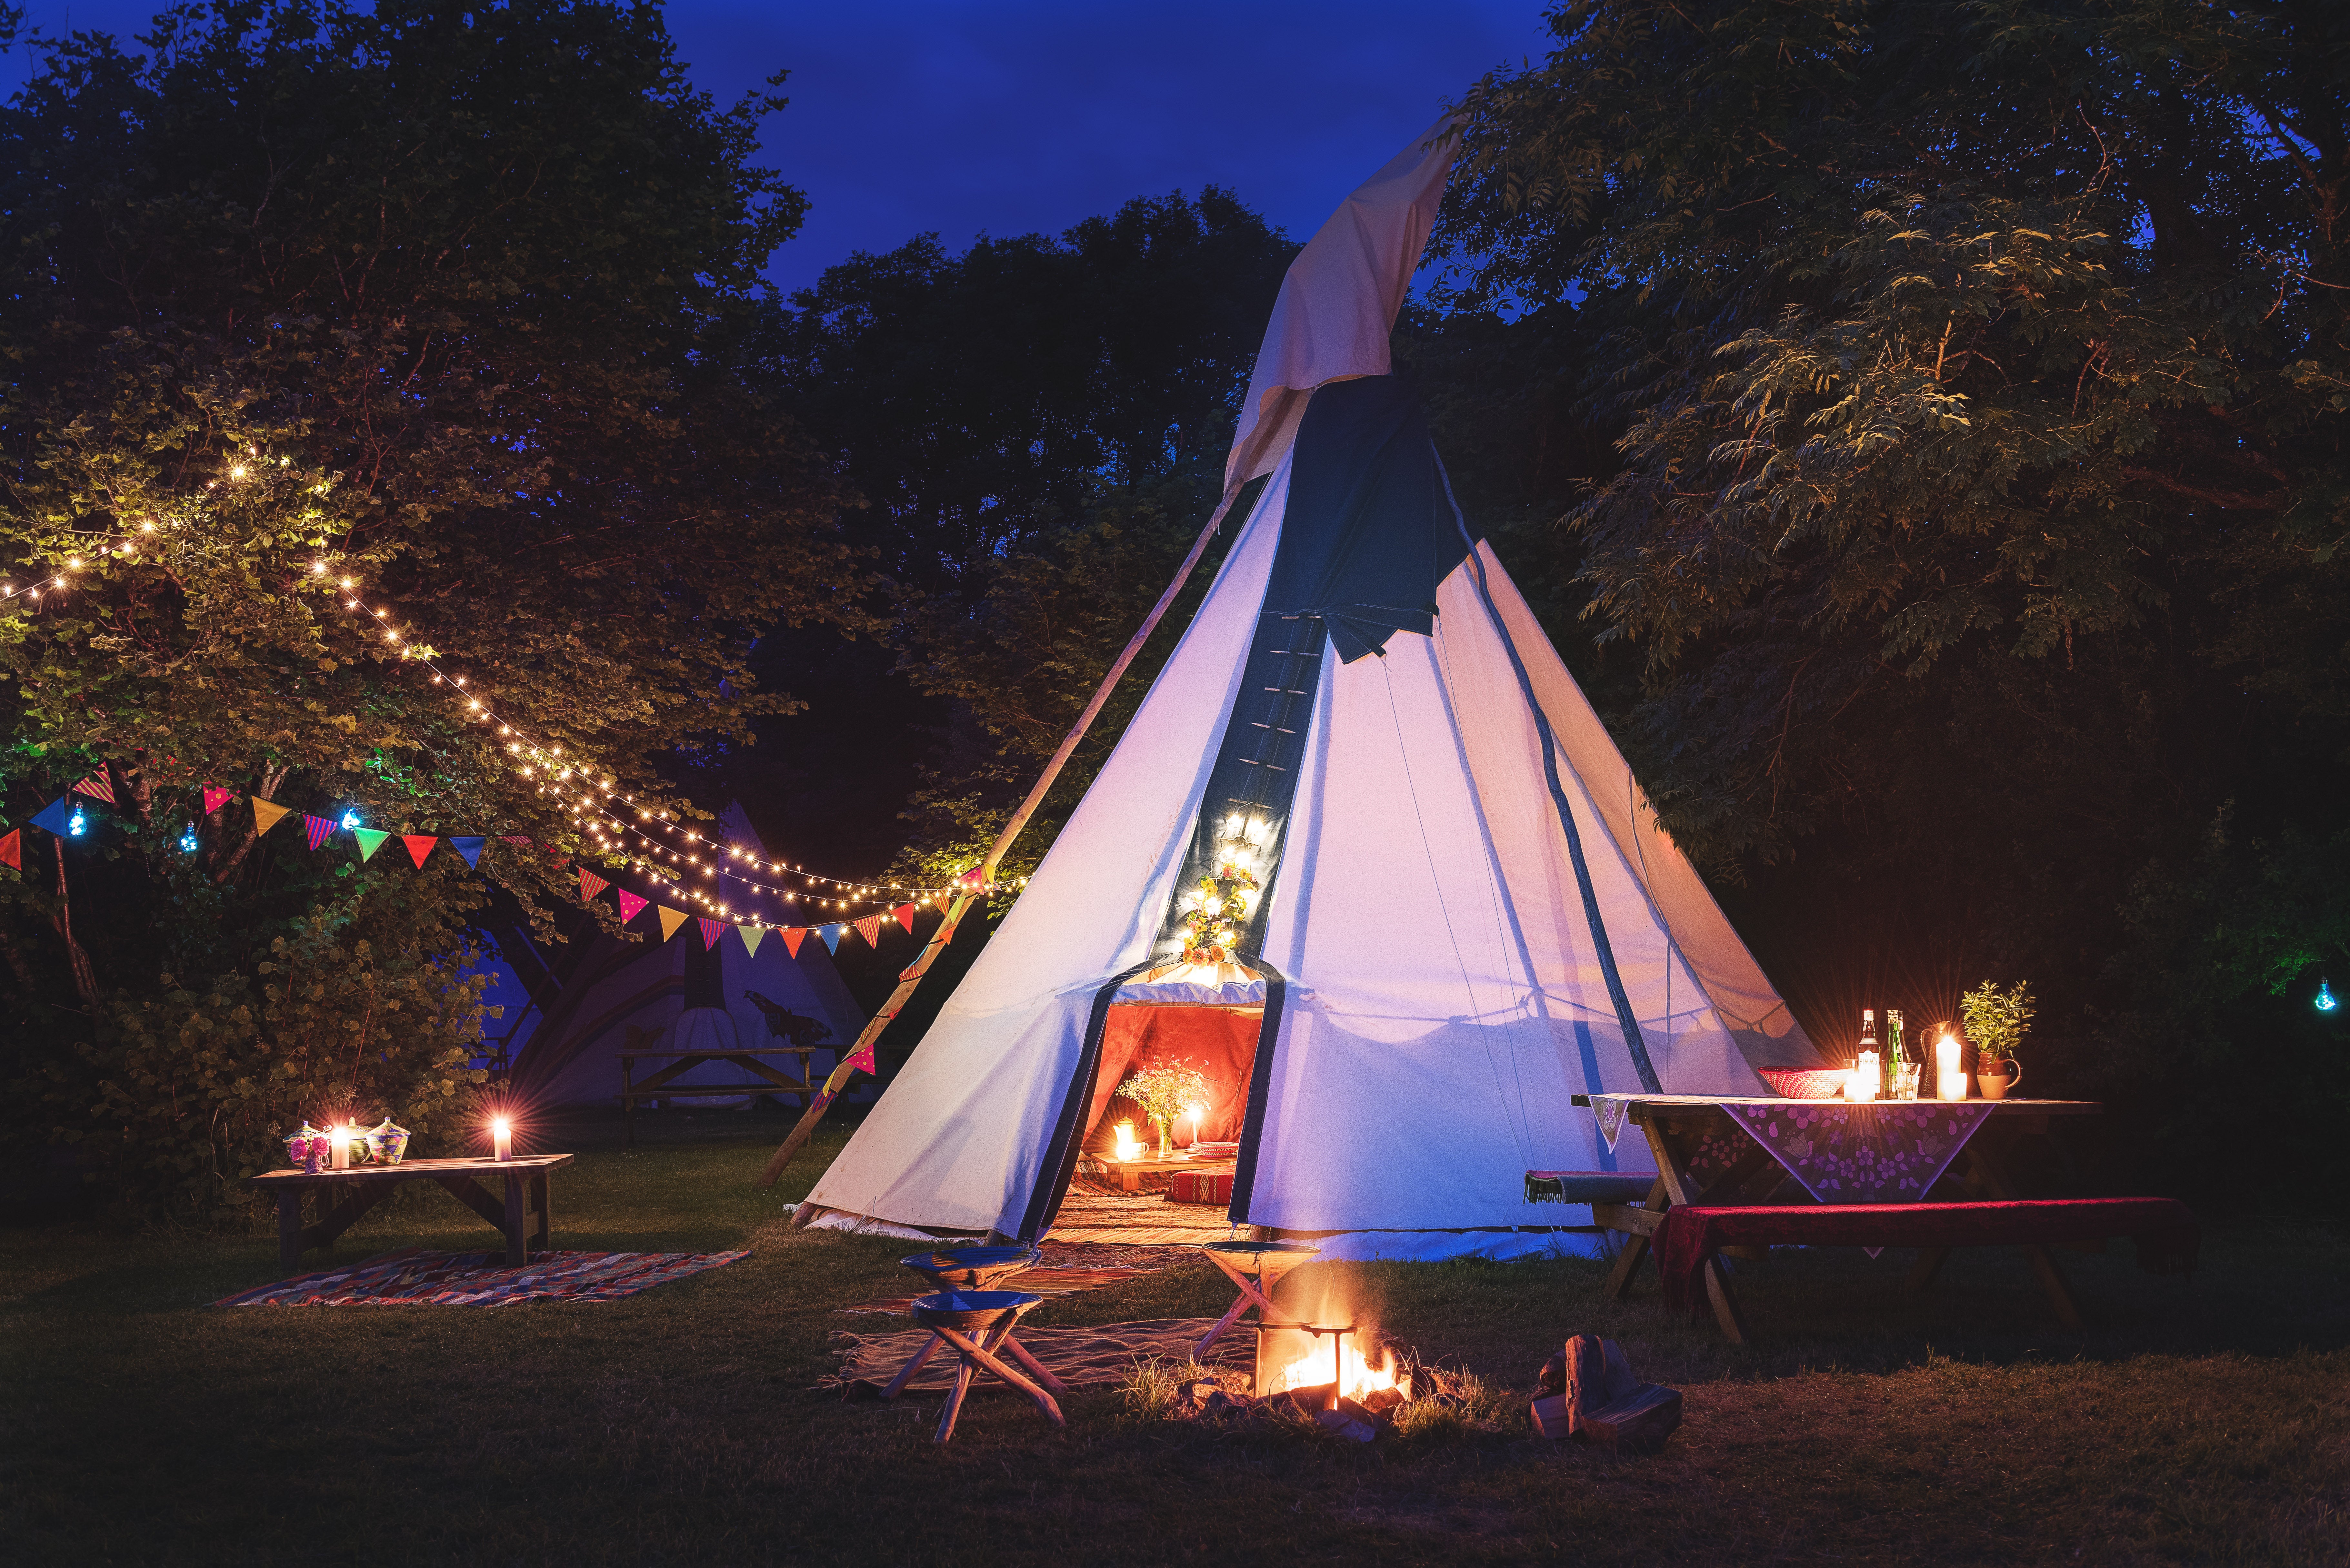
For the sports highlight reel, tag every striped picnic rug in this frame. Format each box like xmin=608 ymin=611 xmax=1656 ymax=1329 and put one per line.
xmin=213 ymin=1246 xmax=747 ymax=1307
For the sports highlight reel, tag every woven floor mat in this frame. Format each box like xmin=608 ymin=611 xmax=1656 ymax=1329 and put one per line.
xmin=832 ymin=1240 xmax=1206 ymax=1315
xmin=213 ymin=1247 xmax=747 ymax=1307
xmin=826 ymin=1317 xmax=1248 ymax=1393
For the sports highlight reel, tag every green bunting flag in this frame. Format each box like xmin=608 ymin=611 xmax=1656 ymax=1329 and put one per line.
xmin=353 ymin=828 xmax=390 ymax=862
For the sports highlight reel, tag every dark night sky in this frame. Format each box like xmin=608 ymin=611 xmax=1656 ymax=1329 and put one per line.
xmin=12 ymin=1 xmax=1555 ymax=290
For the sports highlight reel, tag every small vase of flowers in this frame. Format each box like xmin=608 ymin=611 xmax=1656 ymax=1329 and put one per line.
xmin=1116 ymin=1062 xmax=1208 ymax=1158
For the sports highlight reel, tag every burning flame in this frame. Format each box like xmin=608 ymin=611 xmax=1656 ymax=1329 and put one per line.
xmin=1265 ymin=1336 xmax=1401 ymax=1404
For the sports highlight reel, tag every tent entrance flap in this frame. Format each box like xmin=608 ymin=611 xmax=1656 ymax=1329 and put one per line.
xmin=1015 ymin=954 xmax=1288 ymax=1242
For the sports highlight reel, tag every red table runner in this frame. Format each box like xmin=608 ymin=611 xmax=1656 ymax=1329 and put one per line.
xmin=1655 ymin=1199 xmax=2199 ymax=1314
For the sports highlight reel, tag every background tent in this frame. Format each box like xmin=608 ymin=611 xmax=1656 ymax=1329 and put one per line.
xmin=800 ymin=122 xmax=1821 ymax=1258
xmin=495 ymin=805 xmax=869 ymax=1108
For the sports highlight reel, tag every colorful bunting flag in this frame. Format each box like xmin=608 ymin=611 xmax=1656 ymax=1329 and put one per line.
xmin=616 ymin=889 xmax=647 ymax=923
xmin=956 ymin=866 xmax=985 ymax=888
xmin=656 ymin=905 xmax=690 ymax=941
xmin=696 ymin=918 xmax=723 ymax=950
xmin=501 ymin=835 xmax=532 ymax=847
xmin=782 ymin=927 xmax=807 ymax=958
xmin=353 ymin=828 xmax=390 ymax=862
xmin=202 ymin=785 xmax=235 ymax=816
xmin=894 ymin=903 xmax=916 ymax=934
xmin=737 ymin=923 xmax=767 ymax=956
xmin=577 ymin=867 xmax=610 ymax=901
xmin=72 ymin=772 xmax=116 ymax=805
xmin=251 ymin=798 xmax=293 ymax=836
xmin=820 ymin=925 xmax=842 ymax=954
xmin=0 ymin=829 xmax=18 ymax=870
xmin=303 ymin=814 xmax=335 ymax=851
xmin=450 ymin=837 xmax=484 ymax=869
xmin=854 ymin=914 xmax=883 ymax=947
xmin=31 ymin=797 xmax=76 ymax=837
xmin=842 ymin=1041 xmax=877 ymax=1077
xmin=403 ymin=835 xmax=438 ymax=869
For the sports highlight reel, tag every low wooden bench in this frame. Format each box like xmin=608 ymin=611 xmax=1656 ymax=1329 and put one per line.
xmin=1649 ymin=1198 xmax=2199 ymax=1331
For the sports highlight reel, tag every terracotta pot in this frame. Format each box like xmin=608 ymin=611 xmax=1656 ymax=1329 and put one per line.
xmin=1975 ymin=1060 xmax=2021 ymax=1101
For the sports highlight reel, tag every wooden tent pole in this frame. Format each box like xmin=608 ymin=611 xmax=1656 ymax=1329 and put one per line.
xmin=758 ymin=481 xmax=1248 ymax=1188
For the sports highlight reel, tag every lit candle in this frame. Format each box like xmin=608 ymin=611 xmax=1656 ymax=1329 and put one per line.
xmin=330 ymin=1124 xmax=352 ymax=1169
xmin=491 ymin=1116 xmax=513 ymax=1162
xmin=1186 ymin=1103 xmax=1205 ymax=1148
xmin=1935 ymin=1032 xmax=1968 ymax=1101
xmin=1847 ymin=1051 xmax=1879 ymax=1102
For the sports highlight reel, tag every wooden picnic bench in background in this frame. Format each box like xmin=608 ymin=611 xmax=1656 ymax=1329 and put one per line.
xmin=618 ymin=1040 xmax=818 ymax=1146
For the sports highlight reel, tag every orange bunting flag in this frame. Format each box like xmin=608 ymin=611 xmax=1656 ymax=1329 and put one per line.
xmin=737 ymin=923 xmax=767 ymax=955
xmin=893 ymin=903 xmax=916 ymax=934
xmin=854 ymin=914 xmax=883 ymax=948
xmin=577 ymin=867 xmax=610 ymax=901
xmin=403 ymin=835 xmax=438 ymax=869
xmin=0 ymin=829 xmax=18 ymax=870
xmin=781 ymin=927 xmax=807 ymax=958
xmin=251 ymin=798 xmax=293 ymax=836
xmin=655 ymin=905 xmax=690 ymax=941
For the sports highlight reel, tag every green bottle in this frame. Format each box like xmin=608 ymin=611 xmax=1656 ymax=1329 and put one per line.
xmin=1885 ymin=1009 xmax=1907 ymax=1096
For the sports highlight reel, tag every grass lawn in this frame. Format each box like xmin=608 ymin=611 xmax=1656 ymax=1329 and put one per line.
xmin=6 ymin=1111 xmax=2347 ymax=1566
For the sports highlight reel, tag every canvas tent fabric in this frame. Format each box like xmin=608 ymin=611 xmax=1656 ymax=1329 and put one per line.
xmin=802 ymin=124 xmax=1819 ymax=1258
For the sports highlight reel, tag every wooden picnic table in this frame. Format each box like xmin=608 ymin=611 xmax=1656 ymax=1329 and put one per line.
xmin=246 ymin=1154 xmax=574 ymax=1277
xmin=618 ymin=1044 xmax=819 ymax=1147
xmin=1572 ymin=1094 xmax=2102 ymax=1342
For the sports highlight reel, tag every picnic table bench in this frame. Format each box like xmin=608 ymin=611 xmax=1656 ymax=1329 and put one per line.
xmin=1568 ymin=1094 xmax=2189 ymax=1341
xmin=618 ymin=1044 xmax=819 ymax=1146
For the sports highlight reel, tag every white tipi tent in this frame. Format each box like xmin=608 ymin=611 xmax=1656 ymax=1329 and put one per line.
xmin=802 ymin=120 xmax=1821 ymax=1259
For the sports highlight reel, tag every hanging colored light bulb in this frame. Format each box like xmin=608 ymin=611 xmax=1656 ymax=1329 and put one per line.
xmin=178 ymin=828 xmax=199 ymax=852
xmin=67 ymin=806 xmax=86 ymax=837
xmin=340 ymin=809 xmax=362 ymax=831
xmin=2319 ymin=979 xmax=2338 ymax=1015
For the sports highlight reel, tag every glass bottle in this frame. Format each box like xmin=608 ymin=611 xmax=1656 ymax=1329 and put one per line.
xmin=1885 ymin=1009 xmax=1907 ymax=1097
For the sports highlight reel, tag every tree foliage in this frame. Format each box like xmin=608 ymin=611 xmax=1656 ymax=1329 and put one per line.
xmin=1435 ymin=0 xmax=2349 ymax=1188
xmin=0 ymin=0 xmax=853 ymax=1213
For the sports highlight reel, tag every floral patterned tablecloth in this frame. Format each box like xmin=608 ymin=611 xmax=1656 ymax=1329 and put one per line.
xmin=1590 ymin=1095 xmax=1999 ymax=1206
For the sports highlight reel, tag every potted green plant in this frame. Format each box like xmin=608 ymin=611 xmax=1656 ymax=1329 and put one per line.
xmin=1958 ymin=981 xmax=2033 ymax=1100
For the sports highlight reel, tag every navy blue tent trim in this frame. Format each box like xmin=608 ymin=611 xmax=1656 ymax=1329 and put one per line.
xmin=1434 ymin=452 xmax=1665 ymax=1096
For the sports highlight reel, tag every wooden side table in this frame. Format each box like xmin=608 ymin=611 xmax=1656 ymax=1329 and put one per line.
xmin=246 ymin=1155 xmax=574 ymax=1276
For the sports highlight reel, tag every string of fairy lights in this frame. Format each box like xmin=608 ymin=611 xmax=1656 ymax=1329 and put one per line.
xmin=8 ymin=453 xmax=1031 ymax=926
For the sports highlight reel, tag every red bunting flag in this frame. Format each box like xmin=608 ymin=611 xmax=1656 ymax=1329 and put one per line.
xmin=500 ymin=835 xmax=531 ymax=846
xmin=0 ymin=829 xmax=18 ymax=870
xmin=696 ymin=917 xmax=723 ymax=950
xmin=781 ymin=927 xmax=807 ymax=958
xmin=403 ymin=835 xmax=438 ymax=868
xmin=616 ymin=889 xmax=647 ymax=923
xmin=854 ymin=914 xmax=883 ymax=948
xmin=72 ymin=772 xmax=116 ymax=805
xmin=303 ymin=814 xmax=335 ymax=851
xmin=956 ymin=866 xmax=985 ymax=888
xmin=893 ymin=903 xmax=916 ymax=934
xmin=202 ymin=785 xmax=235 ymax=816
xmin=577 ymin=868 xmax=610 ymax=902
xmin=842 ymin=1041 xmax=877 ymax=1077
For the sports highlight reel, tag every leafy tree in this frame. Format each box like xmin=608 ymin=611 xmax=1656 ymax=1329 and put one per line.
xmin=0 ymin=0 xmax=854 ymax=1213
xmin=1436 ymin=0 xmax=2350 ymax=1190
xmin=757 ymin=191 xmax=1291 ymax=584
